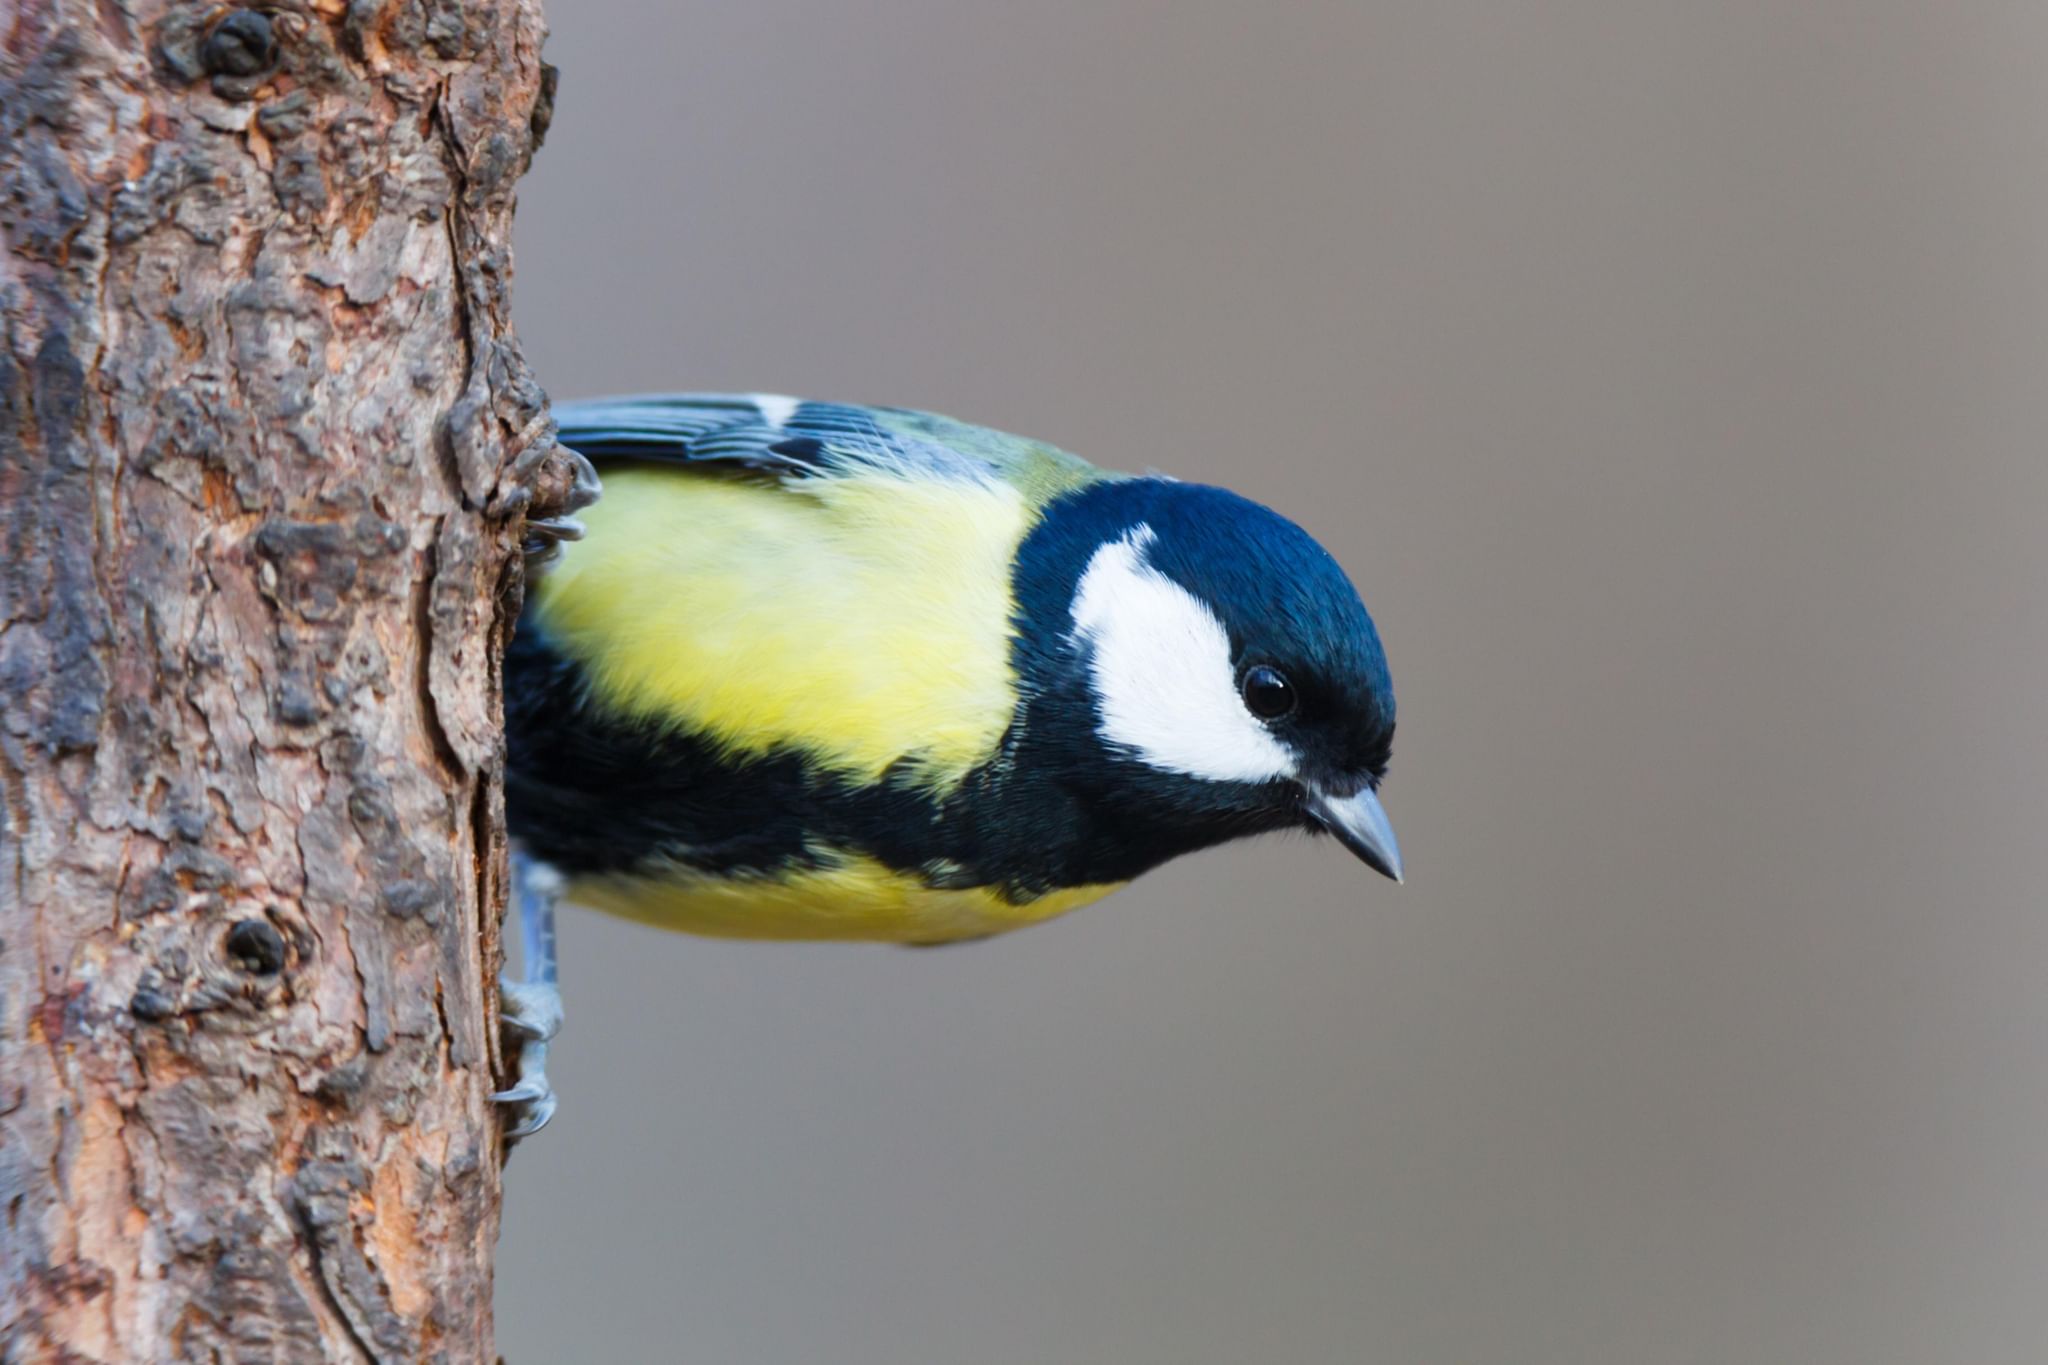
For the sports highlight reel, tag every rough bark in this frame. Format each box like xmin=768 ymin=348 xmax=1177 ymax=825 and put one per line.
xmin=0 ymin=3 xmax=561 ymax=1359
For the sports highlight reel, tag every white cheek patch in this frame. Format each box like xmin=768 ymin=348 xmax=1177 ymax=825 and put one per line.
xmin=1068 ymin=525 xmax=1297 ymax=783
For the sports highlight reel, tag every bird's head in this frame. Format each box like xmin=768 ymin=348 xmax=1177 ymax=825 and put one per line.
xmin=1010 ymin=478 xmax=1401 ymax=884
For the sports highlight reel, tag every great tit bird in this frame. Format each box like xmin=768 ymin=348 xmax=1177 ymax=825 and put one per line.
xmin=493 ymin=393 xmax=1401 ymax=1135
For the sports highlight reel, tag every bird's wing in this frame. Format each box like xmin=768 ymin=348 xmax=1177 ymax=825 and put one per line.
xmin=553 ymin=393 xmax=1106 ymax=506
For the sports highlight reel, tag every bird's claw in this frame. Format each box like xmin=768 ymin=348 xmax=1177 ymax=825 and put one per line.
xmin=496 ymin=976 xmax=562 ymax=1141
xmin=522 ymin=515 xmax=586 ymax=572
xmin=500 ymin=977 xmax=564 ymax=1041
xmin=499 ymin=1083 xmax=557 ymax=1141
xmin=558 ymin=444 xmax=603 ymax=513
xmin=493 ymin=1075 xmax=550 ymax=1104
xmin=493 ymin=1048 xmax=558 ymax=1140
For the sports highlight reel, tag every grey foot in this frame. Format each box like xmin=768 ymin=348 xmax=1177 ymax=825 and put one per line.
xmin=522 ymin=514 xmax=586 ymax=572
xmin=495 ymin=977 xmax=563 ymax=1140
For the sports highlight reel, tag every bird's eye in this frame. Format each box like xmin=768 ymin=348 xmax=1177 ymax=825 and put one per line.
xmin=1239 ymin=665 xmax=1296 ymax=720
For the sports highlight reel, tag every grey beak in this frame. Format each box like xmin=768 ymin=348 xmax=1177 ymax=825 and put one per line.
xmin=1307 ymin=786 xmax=1404 ymax=883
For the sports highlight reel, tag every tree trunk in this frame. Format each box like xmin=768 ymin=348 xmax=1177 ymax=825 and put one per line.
xmin=0 ymin=3 xmax=559 ymax=1359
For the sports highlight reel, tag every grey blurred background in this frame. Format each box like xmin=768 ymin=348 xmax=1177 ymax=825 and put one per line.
xmin=497 ymin=3 xmax=2048 ymax=1361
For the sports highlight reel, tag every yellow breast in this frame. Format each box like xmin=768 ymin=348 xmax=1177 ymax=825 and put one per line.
xmin=567 ymin=856 xmax=1124 ymax=944
xmin=531 ymin=463 xmax=1031 ymax=788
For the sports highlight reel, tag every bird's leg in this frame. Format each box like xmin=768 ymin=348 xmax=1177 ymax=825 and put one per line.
xmin=495 ymin=849 xmax=564 ymax=1140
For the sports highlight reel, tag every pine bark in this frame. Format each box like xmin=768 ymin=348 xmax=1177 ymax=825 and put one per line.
xmin=0 ymin=3 xmax=560 ymax=1359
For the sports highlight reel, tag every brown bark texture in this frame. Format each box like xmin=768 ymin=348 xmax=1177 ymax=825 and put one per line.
xmin=0 ymin=2 xmax=564 ymax=1359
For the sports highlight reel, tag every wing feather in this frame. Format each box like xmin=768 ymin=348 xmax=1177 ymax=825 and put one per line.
xmin=553 ymin=393 xmax=1107 ymax=503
